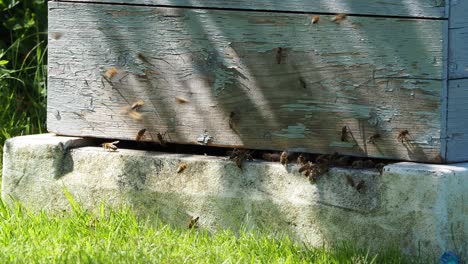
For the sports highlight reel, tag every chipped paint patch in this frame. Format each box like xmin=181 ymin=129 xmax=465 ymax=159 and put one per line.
xmin=272 ymin=123 xmax=310 ymax=139
xmin=282 ymin=101 xmax=370 ymax=119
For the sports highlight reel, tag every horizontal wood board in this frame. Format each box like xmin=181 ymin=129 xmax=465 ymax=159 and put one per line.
xmin=448 ymin=0 xmax=468 ymax=79
xmin=48 ymin=2 xmax=446 ymax=162
xmin=59 ymin=0 xmax=447 ymax=18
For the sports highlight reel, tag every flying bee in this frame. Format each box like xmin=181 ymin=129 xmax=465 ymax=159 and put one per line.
xmin=397 ymin=130 xmax=409 ymax=143
xmin=188 ymin=216 xmax=199 ymax=229
xmin=120 ymin=99 xmax=145 ymax=121
xmin=332 ymin=13 xmax=347 ymax=23
xmin=103 ymin=67 xmax=118 ymax=80
xmin=280 ymin=151 xmax=288 ymax=166
xmin=341 ymin=126 xmax=349 ymax=142
xmin=276 ymin=47 xmax=283 ymax=64
xmin=137 ymin=52 xmax=154 ymax=66
xmin=311 ymin=15 xmax=320 ymax=24
xmin=101 ymin=141 xmax=119 ymax=152
xmin=175 ymin=96 xmax=189 ymax=104
xmin=131 ymin=99 xmax=145 ymax=110
xmin=177 ymin=162 xmax=188 ymax=173
xmin=367 ymin=133 xmax=380 ymax=144
xmin=127 ymin=110 xmax=143 ymax=121
xmin=135 ymin=128 xmax=147 ymax=141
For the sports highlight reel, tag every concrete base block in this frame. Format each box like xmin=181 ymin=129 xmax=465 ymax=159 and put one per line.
xmin=2 ymin=134 xmax=467 ymax=257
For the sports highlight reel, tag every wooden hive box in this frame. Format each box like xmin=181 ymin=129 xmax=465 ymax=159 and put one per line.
xmin=47 ymin=0 xmax=468 ymax=163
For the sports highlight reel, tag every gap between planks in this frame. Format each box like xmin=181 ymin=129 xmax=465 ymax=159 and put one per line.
xmin=51 ymin=0 xmax=449 ymax=21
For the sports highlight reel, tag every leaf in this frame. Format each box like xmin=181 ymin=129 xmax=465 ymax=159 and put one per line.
xmin=0 ymin=60 xmax=8 ymax=65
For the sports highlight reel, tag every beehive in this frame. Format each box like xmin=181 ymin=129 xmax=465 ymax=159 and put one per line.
xmin=47 ymin=0 xmax=468 ymax=163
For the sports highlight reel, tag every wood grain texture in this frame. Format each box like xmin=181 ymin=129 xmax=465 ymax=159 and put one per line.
xmin=448 ymin=0 xmax=468 ymax=79
xmin=446 ymin=79 xmax=468 ymax=161
xmin=47 ymin=2 xmax=446 ymax=162
xmin=59 ymin=0 xmax=447 ymax=18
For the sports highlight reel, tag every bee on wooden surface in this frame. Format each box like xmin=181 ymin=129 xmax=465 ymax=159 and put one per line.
xmin=280 ymin=151 xmax=288 ymax=166
xmin=433 ymin=154 xmax=445 ymax=163
xmin=311 ymin=15 xmax=320 ymax=24
xmin=101 ymin=141 xmax=119 ymax=152
xmin=397 ymin=130 xmax=409 ymax=143
xmin=262 ymin=152 xmax=280 ymax=162
xmin=296 ymin=154 xmax=306 ymax=165
xmin=51 ymin=32 xmax=62 ymax=40
xmin=341 ymin=126 xmax=349 ymax=142
xmin=351 ymin=160 xmax=363 ymax=169
xmin=367 ymin=133 xmax=380 ymax=144
xmin=276 ymin=47 xmax=283 ymax=64
xmin=332 ymin=13 xmax=347 ymax=23
xmin=104 ymin=67 xmax=118 ymax=80
xmin=157 ymin=132 xmax=168 ymax=147
xmin=177 ymin=162 xmax=188 ymax=173
xmin=228 ymin=111 xmax=238 ymax=133
xmin=135 ymin=128 xmax=148 ymax=141
xmin=175 ymin=96 xmax=189 ymax=104
xmin=188 ymin=216 xmax=199 ymax=229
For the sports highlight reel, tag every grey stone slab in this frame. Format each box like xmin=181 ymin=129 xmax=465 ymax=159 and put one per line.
xmin=2 ymin=134 xmax=467 ymax=258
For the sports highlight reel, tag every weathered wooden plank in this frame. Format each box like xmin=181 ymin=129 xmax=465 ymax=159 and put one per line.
xmin=446 ymin=79 xmax=468 ymax=161
xmin=448 ymin=0 xmax=468 ymax=79
xmin=59 ymin=0 xmax=447 ymax=18
xmin=48 ymin=2 xmax=445 ymax=162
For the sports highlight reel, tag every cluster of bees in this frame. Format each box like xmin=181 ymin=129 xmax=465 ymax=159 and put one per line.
xmin=229 ymin=148 xmax=386 ymax=181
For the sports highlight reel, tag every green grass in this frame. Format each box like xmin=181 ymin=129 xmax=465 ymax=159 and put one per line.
xmin=0 ymin=192 xmax=410 ymax=264
xmin=0 ymin=0 xmax=48 ymax=173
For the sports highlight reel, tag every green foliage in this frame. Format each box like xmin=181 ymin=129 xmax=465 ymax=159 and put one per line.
xmin=0 ymin=195 xmax=410 ymax=263
xmin=0 ymin=0 xmax=47 ymax=172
